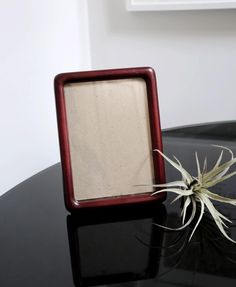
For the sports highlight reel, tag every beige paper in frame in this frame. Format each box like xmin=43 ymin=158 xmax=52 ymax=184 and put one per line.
xmin=64 ymin=78 xmax=155 ymax=201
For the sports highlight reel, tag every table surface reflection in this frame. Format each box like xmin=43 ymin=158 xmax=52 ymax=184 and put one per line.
xmin=1 ymin=121 xmax=236 ymax=287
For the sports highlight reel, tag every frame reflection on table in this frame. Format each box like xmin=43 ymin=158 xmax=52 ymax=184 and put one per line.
xmin=67 ymin=204 xmax=166 ymax=286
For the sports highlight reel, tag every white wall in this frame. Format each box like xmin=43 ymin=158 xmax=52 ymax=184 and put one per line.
xmin=0 ymin=0 xmax=91 ymax=195
xmin=1 ymin=0 xmax=236 ymax=196
xmin=87 ymin=0 xmax=236 ymax=129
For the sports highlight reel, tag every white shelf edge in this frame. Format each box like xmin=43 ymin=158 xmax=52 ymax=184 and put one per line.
xmin=127 ymin=0 xmax=236 ymax=11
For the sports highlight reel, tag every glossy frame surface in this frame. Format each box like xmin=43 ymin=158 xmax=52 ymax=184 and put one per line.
xmin=54 ymin=67 xmax=165 ymax=211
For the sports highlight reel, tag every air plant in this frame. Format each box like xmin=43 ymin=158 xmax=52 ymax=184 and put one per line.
xmin=152 ymin=145 xmax=236 ymax=243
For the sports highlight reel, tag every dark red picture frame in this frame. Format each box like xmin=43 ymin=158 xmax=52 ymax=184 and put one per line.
xmin=54 ymin=67 xmax=165 ymax=211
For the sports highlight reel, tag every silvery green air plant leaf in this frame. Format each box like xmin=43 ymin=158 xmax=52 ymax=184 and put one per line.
xmin=152 ymin=145 xmax=236 ymax=243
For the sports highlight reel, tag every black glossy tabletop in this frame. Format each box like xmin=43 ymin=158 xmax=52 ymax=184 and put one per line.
xmin=1 ymin=121 xmax=236 ymax=287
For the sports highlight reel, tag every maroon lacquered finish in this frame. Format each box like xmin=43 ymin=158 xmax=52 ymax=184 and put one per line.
xmin=54 ymin=67 xmax=166 ymax=211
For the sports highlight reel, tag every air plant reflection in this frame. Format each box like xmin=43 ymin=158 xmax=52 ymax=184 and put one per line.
xmin=153 ymin=145 xmax=236 ymax=243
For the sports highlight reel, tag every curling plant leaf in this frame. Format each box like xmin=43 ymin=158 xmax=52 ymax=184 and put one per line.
xmin=152 ymin=146 xmax=236 ymax=243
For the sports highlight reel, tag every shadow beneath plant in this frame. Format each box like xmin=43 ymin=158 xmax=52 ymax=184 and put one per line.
xmin=150 ymin=208 xmax=236 ymax=284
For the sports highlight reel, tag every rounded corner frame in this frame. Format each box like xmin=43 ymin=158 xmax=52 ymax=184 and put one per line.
xmin=54 ymin=67 xmax=166 ymax=211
